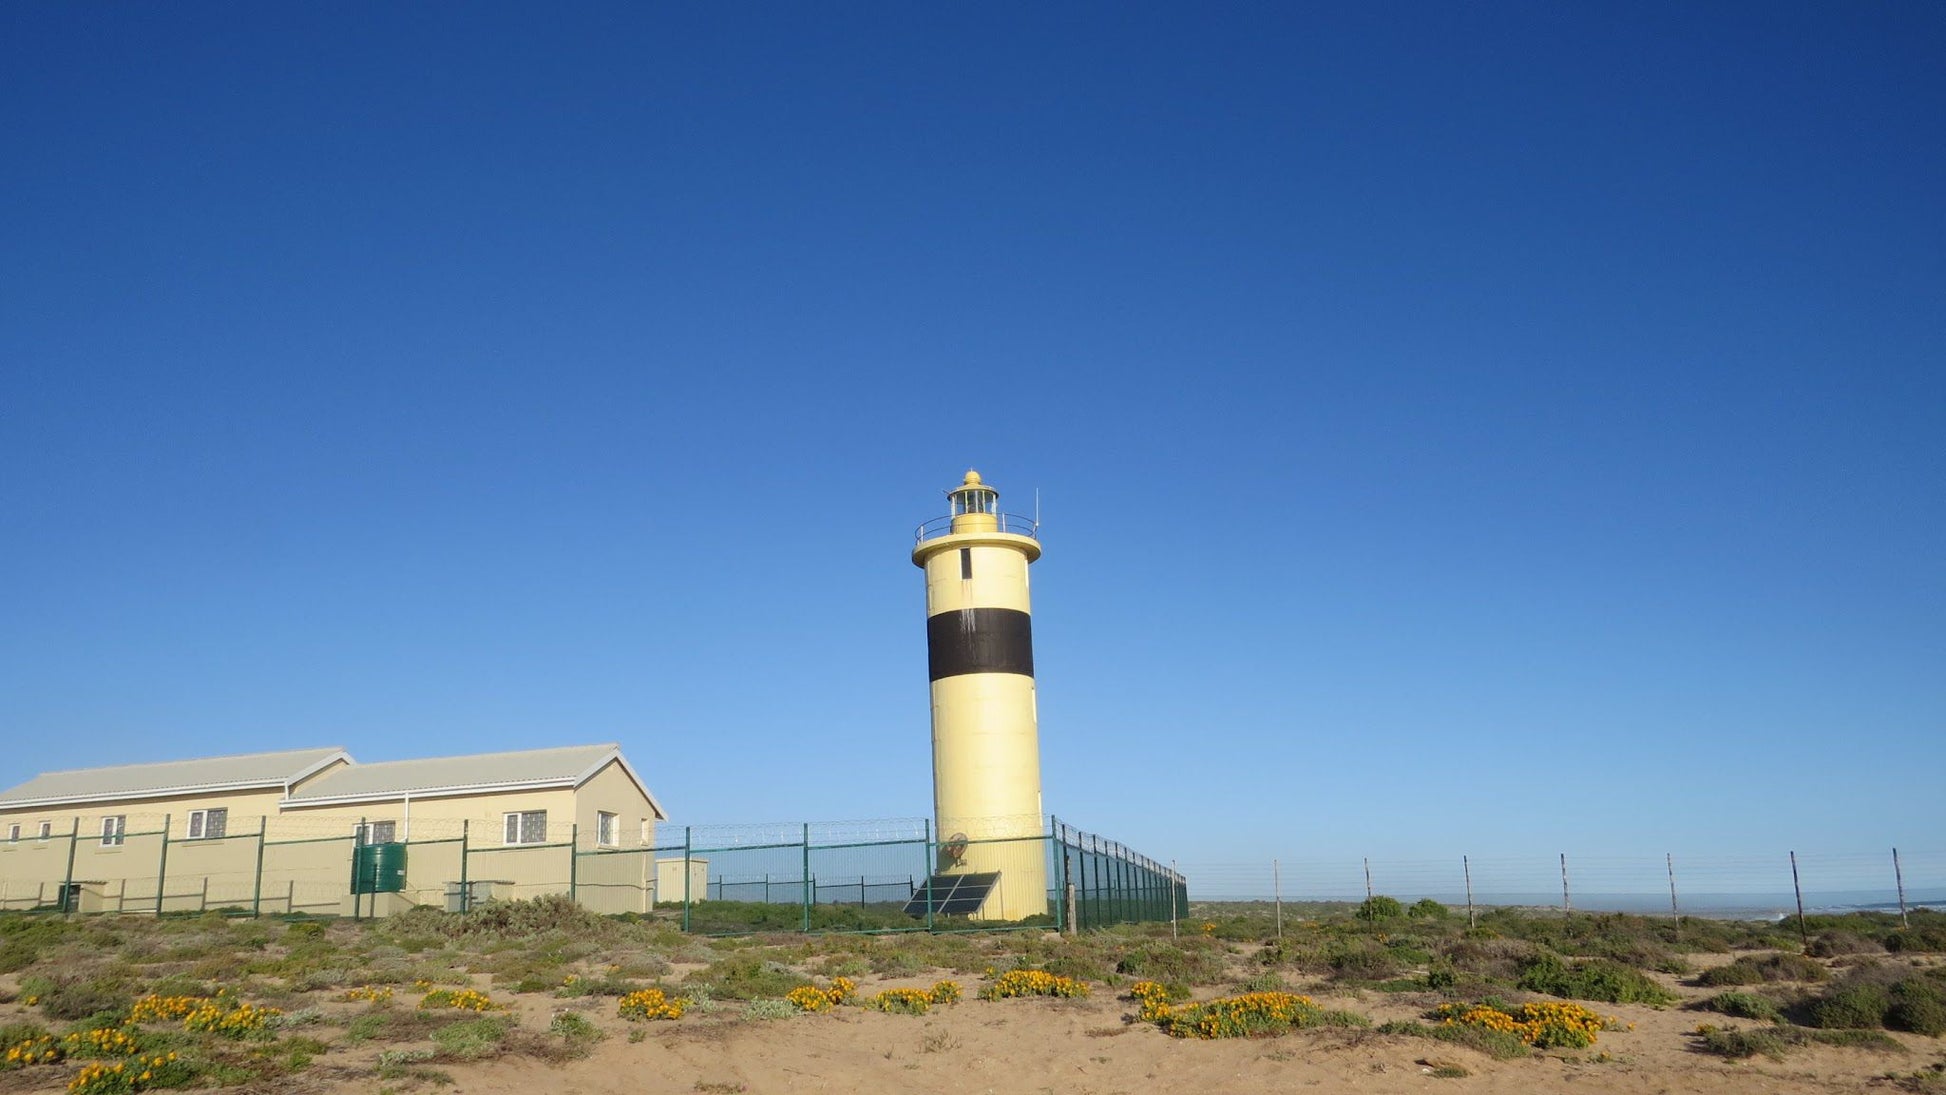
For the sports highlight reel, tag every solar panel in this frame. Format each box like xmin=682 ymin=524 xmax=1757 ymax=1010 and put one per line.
xmin=904 ymin=871 xmax=1001 ymax=918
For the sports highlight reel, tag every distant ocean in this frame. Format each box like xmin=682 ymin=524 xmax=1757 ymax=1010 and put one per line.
xmin=1198 ymin=890 xmax=1946 ymax=921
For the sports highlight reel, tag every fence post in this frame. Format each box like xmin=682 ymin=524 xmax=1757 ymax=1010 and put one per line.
xmin=800 ymin=823 xmax=812 ymax=933
xmin=1560 ymin=853 xmax=1572 ymax=916
xmin=1273 ymin=858 xmax=1283 ymax=940
xmin=1790 ymin=851 xmax=1808 ymax=949
xmin=1893 ymin=848 xmax=1909 ymax=929
xmin=458 ymin=820 xmax=470 ymax=913
xmin=681 ymin=826 xmax=693 ymax=933
xmin=922 ymin=818 xmax=935 ymax=932
xmin=351 ymin=817 xmax=365 ymax=921
xmin=155 ymin=815 xmax=172 ymax=917
xmin=251 ymin=817 xmax=267 ymax=917
xmin=568 ymin=824 xmax=579 ymax=906
xmin=1463 ymin=855 xmax=1475 ymax=929
xmin=61 ymin=818 xmax=80 ymax=915
xmin=1169 ymin=858 xmax=1179 ymax=938
xmin=1064 ymin=848 xmax=1078 ymax=935
xmin=1666 ymin=853 xmax=1681 ymax=939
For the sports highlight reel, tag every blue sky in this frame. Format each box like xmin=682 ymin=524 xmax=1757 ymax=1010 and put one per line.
xmin=2 ymin=4 xmax=1941 ymax=885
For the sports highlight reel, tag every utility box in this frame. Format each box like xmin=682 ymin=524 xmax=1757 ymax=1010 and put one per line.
xmin=653 ymin=858 xmax=708 ymax=906
xmin=443 ymin=880 xmax=507 ymax=912
xmin=352 ymin=843 xmax=408 ymax=895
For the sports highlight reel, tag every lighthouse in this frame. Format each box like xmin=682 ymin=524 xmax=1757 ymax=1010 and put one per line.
xmin=910 ymin=470 xmax=1048 ymax=921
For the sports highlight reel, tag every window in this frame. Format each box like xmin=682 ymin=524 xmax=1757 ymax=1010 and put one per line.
xmin=186 ymin=809 xmax=228 ymax=840
xmin=357 ymin=820 xmax=397 ymax=845
xmin=6 ymin=824 xmax=18 ymax=843
xmin=959 ymin=548 xmax=973 ymax=580
xmin=596 ymin=811 xmax=618 ymax=847
xmin=503 ymin=810 xmax=547 ymax=845
xmin=36 ymin=821 xmax=51 ymax=841
xmin=101 ymin=816 xmax=126 ymax=847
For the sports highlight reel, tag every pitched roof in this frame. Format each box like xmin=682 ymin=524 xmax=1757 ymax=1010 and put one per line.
xmin=285 ymin=743 xmax=666 ymax=818
xmin=0 ymin=747 xmax=350 ymax=810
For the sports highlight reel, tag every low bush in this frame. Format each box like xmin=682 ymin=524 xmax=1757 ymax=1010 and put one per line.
xmin=1700 ymin=991 xmax=1782 ymax=1022
xmin=618 ymin=989 xmax=687 ymax=1021
xmin=978 ymin=970 xmax=1089 ymax=1000
xmin=1326 ymin=941 xmax=1402 ymax=982
xmin=1888 ymin=977 xmax=1946 ymax=1037
xmin=1432 ymin=1001 xmax=1615 ymax=1050
xmin=547 ymin=1010 xmax=604 ymax=1051
xmin=1697 ymin=953 xmax=1826 ymax=987
xmin=1375 ymin=1019 xmax=1530 ymax=1060
xmin=1695 ymin=1024 xmax=1790 ymax=1061
xmin=685 ymin=953 xmax=802 ymax=1001
xmin=432 ymin=1015 xmax=517 ymax=1060
xmin=1517 ymin=954 xmax=1677 ymax=1005
xmin=1115 ymin=943 xmax=1226 ymax=986
xmin=1808 ymin=932 xmax=1886 ymax=958
xmin=743 ymin=998 xmax=796 ymax=1020
xmin=1153 ymin=991 xmax=1329 ymax=1039
xmin=1808 ymin=980 xmax=1892 ymax=1030
xmin=1358 ymin=896 xmax=1405 ymax=922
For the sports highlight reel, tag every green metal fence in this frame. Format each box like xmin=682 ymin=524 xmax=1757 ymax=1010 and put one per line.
xmin=631 ymin=815 xmax=1186 ymax=936
xmin=1 ymin=812 xmax=1186 ymax=935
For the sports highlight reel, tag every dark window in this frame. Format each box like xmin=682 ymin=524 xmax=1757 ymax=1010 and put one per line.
xmin=959 ymin=548 xmax=972 ymax=580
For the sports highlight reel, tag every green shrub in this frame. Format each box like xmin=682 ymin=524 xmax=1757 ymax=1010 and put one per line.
xmin=1327 ymin=941 xmax=1401 ymax=982
xmin=1808 ymin=932 xmax=1886 ymax=958
xmin=1889 ymin=978 xmax=1946 ymax=1037
xmin=1807 ymin=1028 xmax=1907 ymax=1052
xmin=1409 ymin=899 xmax=1450 ymax=920
xmin=685 ymin=953 xmax=802 ymax=1000
xmin=1808 ymin=982 xmax=1892 ymax=1029
xmin=1696 ymin=1024 xmax=1789 ymax=1060
xmin=1375 ymin=1018 xmax=1530 ymax=1060
xmin=547 ymin=1010 xmax=604 ymax=1050
xmin=742 ymin=998 xmax=796 ymax=1021
xmin=1697 ymin=953 xmax=1827 ymax=987
xmin=1358 ymin=896 xmax=1405 ymax=921
xmin=1115 ymin=943 xmax=1226 ymax=986
xmin=1517 ymin=954 xmax=1677 ymax=1005
xmin=432 ymin=1015 xmax=517 ymax=1060
xmin=1440 ymin=936 xmax=1538 ymax=982
xmin=1701 ymin=991 xmax=1782 ymax=1022
xmin=1886 ymin=927 xmax=1946 ymax=954
xmin=32 ymin=976 xmax=129 ymax=1022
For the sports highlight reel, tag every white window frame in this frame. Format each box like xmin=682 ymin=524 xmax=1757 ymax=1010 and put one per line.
xmin=357 ymin=820 xmax=397 ymax=845
xmin=100 ymin=816 xmax=126 ymax=847
xmin=502 ymin=810 xmax=547 ymax=846
xmin=186 ymin=808 xmax=228 ymax=840
xmin=36 ymin=821 xmax=51 ymax=841
xmin=6 ymin=823 xmax=18 ymax=843
xmin=596 ymin=811 xmax=618 ymax=847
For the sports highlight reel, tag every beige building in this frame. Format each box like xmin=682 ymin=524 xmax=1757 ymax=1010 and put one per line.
xmin=0 ymin=743 xmax=667 ymax=917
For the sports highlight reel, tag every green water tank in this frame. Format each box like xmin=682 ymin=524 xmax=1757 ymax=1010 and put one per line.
xmin=353 ymin=842 xmax=408 ymax=894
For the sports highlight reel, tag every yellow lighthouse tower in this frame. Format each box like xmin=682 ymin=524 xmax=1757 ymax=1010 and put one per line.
xmin=911 ymin=470 xmax=1048 ymax=921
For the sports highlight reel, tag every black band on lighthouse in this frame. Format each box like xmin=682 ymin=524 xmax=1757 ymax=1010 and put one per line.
xmin=926 ymin=608 xmax=1034 ymax=681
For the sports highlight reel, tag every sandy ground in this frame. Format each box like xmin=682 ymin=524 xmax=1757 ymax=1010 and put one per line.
xmin=337 ymin=976 xmax=1942 ymax=1095
xmin=6 ymin=954 xmax=1942 ymax=1094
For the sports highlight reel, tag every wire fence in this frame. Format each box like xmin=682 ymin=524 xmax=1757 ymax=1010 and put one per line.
xmin=1180 ymin=848 xmax=1946 ymax=922
xmin=0 ymin=812 xmax=1185 ymax=935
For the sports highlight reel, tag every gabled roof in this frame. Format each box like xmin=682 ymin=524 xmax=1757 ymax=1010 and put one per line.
xmin=0 ymin=747 xmax=350 ymax=810
xmin=285 ymin=743 xmax=666 ymax=819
